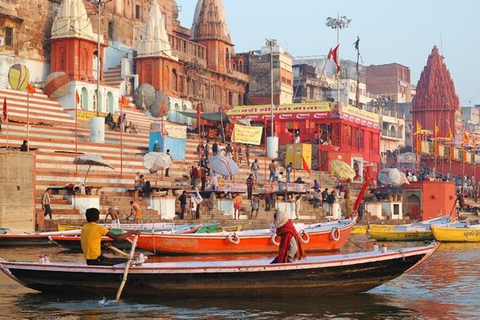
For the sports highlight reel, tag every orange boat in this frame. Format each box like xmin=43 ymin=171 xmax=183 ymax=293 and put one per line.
xmin=135 ymin=219 xmax=355 ymax=255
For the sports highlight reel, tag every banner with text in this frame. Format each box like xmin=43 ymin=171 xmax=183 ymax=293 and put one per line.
xmin=232 ymin=124 xmax=263 ymax=145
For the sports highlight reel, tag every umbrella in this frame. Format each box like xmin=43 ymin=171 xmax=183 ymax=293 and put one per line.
xmin=73 ymin=154 xmax=114 ymax=184
xmin=209 ymin=155 xmax=239 ymax=177
xmin=143 ymin=152 xmax=172 ymax=174
xmin=377 ymin=168 xmax=410 ymax=186
xmin=330 ymin=160 xmax=356 ymax=180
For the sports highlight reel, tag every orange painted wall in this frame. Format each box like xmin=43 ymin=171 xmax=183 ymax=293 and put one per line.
xmin=403 ymin=181 xmax=456 ymax=220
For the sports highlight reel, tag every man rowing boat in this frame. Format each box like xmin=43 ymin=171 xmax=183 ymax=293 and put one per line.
xmin=81 ymin=208 xmax=140 ymax=265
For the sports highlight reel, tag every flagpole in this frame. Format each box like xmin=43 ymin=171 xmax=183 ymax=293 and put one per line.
xmin=264 ymin=117 xmax=267 ymax=183
xmin=197 ymin=104 xmax=201 ymax=165
xmin=26 ymin=90 xmax=30 ymax=151
xmin=75 ymin=93 xmax=78 ymax=176
xmin=120 ymin=100 xmax=123 ymax=178
xmin=3 ymin=97 xmax=9 ymax=149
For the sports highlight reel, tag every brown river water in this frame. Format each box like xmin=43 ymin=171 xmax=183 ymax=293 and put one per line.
xmin=0 ymin=236 xmax=478 ymax=319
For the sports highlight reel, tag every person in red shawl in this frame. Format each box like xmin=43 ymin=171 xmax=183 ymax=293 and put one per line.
xmin=271 ymin=211 xmax=306 ymax=263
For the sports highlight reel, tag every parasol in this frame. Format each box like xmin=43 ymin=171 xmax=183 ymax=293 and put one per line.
xmin=209 ymin=155 xmax=239 ymax=177
xmin=330 ymin=160 xmax=356 ymax=180
xmin=143 ymin=152 xmax=172 ymax=174
xmin=73 ymin=154 xmax=114 ymax=184
xmin=377 ymin=168 xmax=410 ymax=186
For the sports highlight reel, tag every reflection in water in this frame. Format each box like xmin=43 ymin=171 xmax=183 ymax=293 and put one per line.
xmin=0 ymin=240 xmax=479 ymax=319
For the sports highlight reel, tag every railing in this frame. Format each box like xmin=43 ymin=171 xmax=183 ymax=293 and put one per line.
xmin=381 ymin=130 xmax=403 ymax=139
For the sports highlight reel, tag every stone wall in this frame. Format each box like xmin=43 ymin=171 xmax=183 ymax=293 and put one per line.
xmin=0 ymin=150 xmax=36 ymax=232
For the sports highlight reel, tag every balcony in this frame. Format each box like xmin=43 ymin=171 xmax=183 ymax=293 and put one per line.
xmin=381 ymin=130 xmax=403 ymax=140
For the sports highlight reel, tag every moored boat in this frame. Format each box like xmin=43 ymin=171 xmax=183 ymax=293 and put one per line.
xmin=431 ymin=222 xmax=480 ymax=242
xmin=49 ymin=224 xmax=205 ymax=251
xmin=0 ymin=242 xmax=440 ymax=298
xmin=368 ymin=216 xmax=451 ymax=241
xmin=134 ymin=219 xmax=355 ymax=255
xmin=0 ymin=230 xmax=81 ymax=247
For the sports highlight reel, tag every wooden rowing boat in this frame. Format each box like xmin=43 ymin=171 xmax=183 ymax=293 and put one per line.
xmin=0 ymin=242 xmax=440 ymax=298
xmin=0 ymin=230 xmax=81 ymax=247
xmin=134 ymin=219 xmax=355 ymax=255
xmin=49 ymin=225 xmax=205 ymax=252
xmin=431 ymin=222 xmax=480 ymax=242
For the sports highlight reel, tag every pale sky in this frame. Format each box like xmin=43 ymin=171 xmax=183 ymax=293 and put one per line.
xmin=176 ymin=0 xmax=480 ymax=106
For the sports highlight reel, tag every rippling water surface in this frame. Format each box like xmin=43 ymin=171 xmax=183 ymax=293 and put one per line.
xmin=0 ymin=237 xmax=478 ymax=319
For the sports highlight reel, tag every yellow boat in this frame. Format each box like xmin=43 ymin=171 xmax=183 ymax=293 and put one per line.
xmin=351 ymin=225 xmax=368 ymax=235
xmin=368 ymin=216 xmax=451 ymax=241
xmin=369 ymin=226 xmax=433 ymax=241
xmin=431 ymin=222 xmax=480 ymax=242
xmin=57 ymin=224 xmax=80 ymax=232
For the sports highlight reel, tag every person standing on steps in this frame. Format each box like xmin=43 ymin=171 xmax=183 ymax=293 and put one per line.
xmin=165 ymin=149 xmax=173 ymax=177
xmin=41 ymin=188 xmax=53 ymax=220
xmin=127 ymin=201 xmax=142 ymax=223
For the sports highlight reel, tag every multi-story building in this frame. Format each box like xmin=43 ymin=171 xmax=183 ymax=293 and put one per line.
xmin=242 ymin=44 xmax=294 ymax=106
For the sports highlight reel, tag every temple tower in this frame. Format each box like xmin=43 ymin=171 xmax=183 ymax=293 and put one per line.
xmin=191 ymin=0 xmax=234 ymax=74
xmin=412 ymin=46 xmax=459 ymax=143
xmin=135 ymin=1 xmax=179 ymax=92
xmin=50 ymin=0 xmax=106 ymax=82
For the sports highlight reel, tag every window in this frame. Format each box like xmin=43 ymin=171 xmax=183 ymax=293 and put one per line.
xmin=135 ymin=5 xmax=141 ymax=20
xmin=5 ymin=27 xmax=13 ymax=47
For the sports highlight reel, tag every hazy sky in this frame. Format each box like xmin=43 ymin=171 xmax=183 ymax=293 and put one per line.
xmin=176 ymin=0 xmax=480 ymax=106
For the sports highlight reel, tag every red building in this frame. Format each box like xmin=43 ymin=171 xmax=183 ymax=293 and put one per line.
xmin=228 ymin=102 xmax=381 ymax=180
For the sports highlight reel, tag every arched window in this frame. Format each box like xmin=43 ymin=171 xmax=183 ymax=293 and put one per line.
xmin=94 ymin=89 xmax=102 ymax=112
xmin=228 ymin=91 xmax=233 ymax=106
xmin=59 ymin=47 xmax=66 ymax=71
xmin=81 ymin=87 xmax=88 ymax=110
xmin=107 ymin=92 xmax=114 ymax=113
xmin=172 ymin=69 xmax=178 ymax=91
xmin=165 ymin=65 xmax=170 ymax=90
xmin=80 ymin=47 xmax=88 ymax=77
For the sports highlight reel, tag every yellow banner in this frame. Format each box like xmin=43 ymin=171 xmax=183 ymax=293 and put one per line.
xmin=232 ymin=124 xmax=263 ymax=145
xmin=150 ymin=122 xmax=187 ymax=140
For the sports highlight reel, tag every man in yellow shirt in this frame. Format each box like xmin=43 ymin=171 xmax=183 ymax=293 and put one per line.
xmin=233 ymin=194 xmax=243 ymax=220
xmin=81 ymin=208 xmax=140 ymax=265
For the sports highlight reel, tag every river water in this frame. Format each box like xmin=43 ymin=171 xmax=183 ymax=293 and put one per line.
xmin=0 ymin=236 xmax=478 ymax=320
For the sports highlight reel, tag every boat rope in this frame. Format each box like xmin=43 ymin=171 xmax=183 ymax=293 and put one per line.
xmin=347 ymin=237 xmax=364 ymax=250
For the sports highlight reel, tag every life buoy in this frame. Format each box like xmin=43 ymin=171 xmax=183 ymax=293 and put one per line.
xmin=271 ymin=234 xmax=280 ymax=246
xmin=331 ymin=227 xmax=341 ymax=241
xmin=299 ymin=230 xmax=310 ymax=244
xmin=227 ymin=232 xmax=240 ymax=245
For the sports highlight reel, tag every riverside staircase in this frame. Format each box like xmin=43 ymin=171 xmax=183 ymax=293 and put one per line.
xmin=0 ymin=87 xmax=343 ymax=231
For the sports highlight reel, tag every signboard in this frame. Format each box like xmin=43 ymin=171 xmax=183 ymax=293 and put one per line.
xmin=232 ymin=124 xmax=263 ymax=145
xmin=150 ymin=122 xmax=187 ymax=140
xmin=340 ymin=104 xmax=380 ymax=129
xmin=227 ymin=103 xmax=331 ymax=121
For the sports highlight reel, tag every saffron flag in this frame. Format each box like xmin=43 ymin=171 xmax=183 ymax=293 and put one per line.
xmin=416 ymin=120 xmax=422 ymax=132
xmin=76 ymin=90 xmax=80 ymax=105
xmin=302 ymin=156 xmax=310 ymax=175
xmin=2 ymin=97 xmax=6 ymax=121
xmin=26 ymin=83 xmax=35 ymax=94
xmin=462 ymin=131 xmax=469 ymax=144
xmin=447 ymin=127 xmax=452 ymax=140
xmin=327 ymin=44 xmax=340 ymax=73
xmin=434 ymin=124 xmax=439 ymax=137
xmin=293 ymin=120 xmax=299 ymax=130
xmin=196 ymin=105 xmax=201 ymax=116
xmin=120 ymin=95 xmax=129 ymax=107
xmin=161 ymin=103 xmax=166 ymax=116
xmin=263 ymin=116 xmax=268 ymax=127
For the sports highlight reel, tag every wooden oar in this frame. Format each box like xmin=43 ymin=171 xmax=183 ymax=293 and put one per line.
xmin=115 ymin=234 xmax=138 ymax=302
xmin=107 ymin=244 xmax=129 ymax=257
